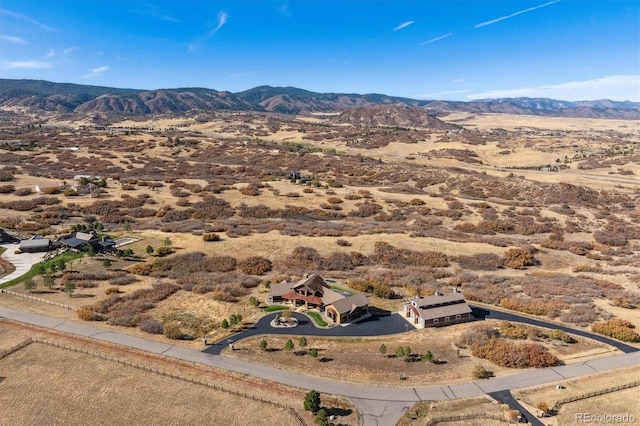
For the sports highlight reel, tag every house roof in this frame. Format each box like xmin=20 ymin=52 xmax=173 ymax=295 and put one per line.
xmin=76 ymin=231 xmax=97 ymax=241
xmin=280 ymin=291 xmax=323 ymax=306
xmin=292 ymin=273 xmax=329 ymax=293
xmin=406 ymin=292 xmax=472 ymax=321
xmin=416 ymin=302 xmax=471 ymax=321
xmin=60 ymin=237 xmax=88 ymax=248
xmin=328 ymin=293 xmax=368 ymax=315
xmin=19 ymin=239 xmax=50 ymax=249
xmin=411 ymin=292 xmax=466 ymax=309
xmin=270 ymin=280 xmax=294 ymax=298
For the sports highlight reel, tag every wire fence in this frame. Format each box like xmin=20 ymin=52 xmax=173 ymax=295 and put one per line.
xmin=552 ymin=380 xmax=640 ymax=413
xmin=29 ymin=338 xmax=306 ymax=425
xmin=0 ymin=338 xmax=34 ymax=360
xmin=422 ymin=412 xmax=506 ymax=425
xmin=0 ymin=289 xmax=74 ymax=310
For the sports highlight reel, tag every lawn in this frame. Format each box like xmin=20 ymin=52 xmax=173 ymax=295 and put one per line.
xmin=0 ymin=251 xmax=84 ymax=289
xmin=306 ymin=311 xmax=328 ymax=327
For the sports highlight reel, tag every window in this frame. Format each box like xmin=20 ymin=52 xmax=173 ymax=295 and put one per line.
xmin=455 ymin=314 xmax=461 ymax=319
xmin=445 ymin=316 xmax=450 ymax=322
xmin=433 ymin=318 xmax=439 ymax=324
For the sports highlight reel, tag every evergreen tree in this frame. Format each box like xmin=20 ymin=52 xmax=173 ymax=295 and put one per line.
xmin=303 ymin=390 xmax=321 ymax=414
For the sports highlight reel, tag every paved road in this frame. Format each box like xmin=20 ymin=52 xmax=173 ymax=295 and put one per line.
xmin=0 ymin=243 xmax=47 ymax=286
xmin=489 ymin=390 xmax=544 ymax=426
xmin=1 ymin=305 xmax=638 ymax=426
xmin=469 ymin=305 xmax=639 ymax=354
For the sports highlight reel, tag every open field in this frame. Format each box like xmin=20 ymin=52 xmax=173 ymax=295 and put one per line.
xmin=0 ymin=320 xmax=357 ymax=426
xmin=514 ymin=366 xmax=640 ymax=425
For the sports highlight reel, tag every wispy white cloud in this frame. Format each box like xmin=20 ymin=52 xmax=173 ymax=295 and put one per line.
xmin=475 ymin=0 xmax=560 ymax=28
xmin=393 ymin=20 xmax=414 ymax=32
xmin=63 ymin=47 xmax=77 ymax=56
xmin=419 ymin=33 xmax=452 ymax=45
xmin=0 ymin=35 xmax=28 ymax=44
xmin=131 ymin=3 xmax=179 ymax=22
xmin=467 ymin=75 xmax=640 ymax=102
xmin=43 ymin=49 xmax=55 ymax=59
xmin=83 ymin=65 xmax=109 ymax=78
xmin=277 ymin=2 xmax=291 ymax=18
xmin=0 ymin=7 xmax=55 ymax=31
xmin=188 ymin=10 xmax=228 ymax=51
xmin=4 ymin=60 xmax=51 ymax=69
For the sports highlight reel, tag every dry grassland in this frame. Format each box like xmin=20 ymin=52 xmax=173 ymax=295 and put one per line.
xmin=0 ymin=320 xmax=356 ymax=426
xmin=1 ymin=110 xmax=639 ymax=364
xmin=398 ymin=396 xmax=509 ymax=426
xmin=514 ymin=365 xmax=640 ymax=414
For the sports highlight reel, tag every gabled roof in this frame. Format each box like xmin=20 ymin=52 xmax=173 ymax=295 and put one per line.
xmin=412 ymin=292 xmax=465 ymax=309
xmin=328 ymin=293 xmax=369 ymax=315
xmin=417 ymin=303 xmax=471 ymax=321
xmin=76 ymin=231 xmax=97 ymax=241
xmin=292 ymin=273 xmax=329 ymax=294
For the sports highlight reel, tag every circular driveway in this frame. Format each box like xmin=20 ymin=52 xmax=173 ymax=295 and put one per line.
xmin=205 ymin=310 xmax=413 ymax=355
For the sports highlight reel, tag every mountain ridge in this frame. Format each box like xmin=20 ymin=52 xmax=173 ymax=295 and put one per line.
xmin=0 ymin=79 xmax=638 ymax=119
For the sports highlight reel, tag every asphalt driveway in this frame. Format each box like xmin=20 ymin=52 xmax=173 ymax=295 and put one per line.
xmin=204 ymin=309 xmax=413 ymax=355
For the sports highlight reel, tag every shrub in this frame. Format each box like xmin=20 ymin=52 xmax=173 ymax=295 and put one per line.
xmin=155 ymin=246 xmax=174 ymax=257
xmin=76 ymin=308 xmax=106 ymax=321
xmin=139 ymin=318 xmax=164 ymax=334
xmin=14 ymin=187 xmax=33 ymax=196
xmin=336 ymin=239 xmax=351 ymax=247
xmin=238 ymin=256 xmax=272 ymax=275
xmin=473 ymin=365 xmax=493 ymax=379
xmin=304 ymin=390 xmax=321 ymax=414
xmin=0 ymin=184 xmax=15 ymax=193
xmin=205 ymin=255 xmax=237 ymax=272
xmin=591 ymin=319 xmax=640 ymax=342
xmin=504 ymin=248 xmax=536 ymax=269
xmin=202 ymin=233 xmax=221 ymax=242
xmin=457 ymin=253 xmax=504 ymax=270
xmin=499 ymin=322 xmax=529 ymax=339
xmin=593 ymin=231 xmax=627 ymax=247
xmin=163 ymin=322 xmax=184 ymax=339
xmin=109 ymin=275 xmax=137 ymax=285
xmin=471 ymin=339 xmax=561 ymax=368
xmin=105 ymin=287 xmax=121 ymax=295
xmin=326 ymin=197 xmax=343 ymax=204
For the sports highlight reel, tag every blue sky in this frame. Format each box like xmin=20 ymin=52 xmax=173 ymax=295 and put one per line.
xmin=1 ymin=1 xmax=639 ymax=101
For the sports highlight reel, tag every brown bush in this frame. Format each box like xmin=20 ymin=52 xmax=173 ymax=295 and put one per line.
xmin=336 ymin=239 xmax=351 ymax=247
xmin=163 ymin=322 xmax=184 ymax=339
xmin=238 ymin=256 xmax=272 ymax=275
xmin=593 ymin=231 xmax=627 ymax=247
xmin=14 ymin=187 xmax=33 ymax=196
xmin=204 ymin=256 xmax=237 ymax=272
xmin=499 ymin=322 xmax=529 ymax=339
xmin=0 ymin=184 xmax=15 ymax=193
xmin=457 ymin=253 xmax=504 ymax=270
xmin=76 ymin=308 xmax=106 ymax=321
xmin=457 ymin=324 xmax=499 ymax=348
xmin=202 ymin=233 xmax=221 ymax=242
xmin=326 ymin=197 xmax=343 ymax=204
xmin=504 ymin=248 xmax=536 ymax=269
xmin=472 ymin=339 xmax=561 ymax=368
xmin=591 ymin=319 xmax=640 ymax=342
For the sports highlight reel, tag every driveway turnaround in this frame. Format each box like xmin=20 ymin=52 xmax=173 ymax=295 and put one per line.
xmin=0 ymin=243 xmax=47 ymax=286
xmin=1 ymin=305 xmax=639 ymax=426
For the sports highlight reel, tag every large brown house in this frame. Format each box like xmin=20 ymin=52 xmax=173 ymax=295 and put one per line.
xmin=403 ymin=291 xmax=472 ymax=327
xmin=269 ymin=273 xmax=369 ymax=324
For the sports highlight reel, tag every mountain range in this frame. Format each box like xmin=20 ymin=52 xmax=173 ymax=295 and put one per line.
xmin=0 ymin=79 xmax=638 ymax=120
